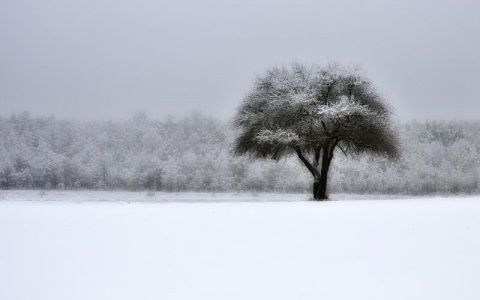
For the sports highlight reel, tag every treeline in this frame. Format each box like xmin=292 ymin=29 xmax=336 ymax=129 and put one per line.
xmin=330 ymin=120 xmax=480 ymax=195
xmin=0 ymin=112 xmax=309 ymax=192
xmin=1 ymin=112 xmax=479 ymax=195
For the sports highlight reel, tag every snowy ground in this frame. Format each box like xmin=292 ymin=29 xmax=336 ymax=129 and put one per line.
xmin=0 ymin=190 xmax=311 ymax=203
xmin=0 ymin=189 xmax=416 ymax=203
xmin=1 ymin=192 xmax=479 ymax=300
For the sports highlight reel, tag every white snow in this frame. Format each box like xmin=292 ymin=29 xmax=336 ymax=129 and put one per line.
xmin=1 ymin=192 xmax=480 ymax=300
xmin=0 ymin=190 xmax=311 ymax=203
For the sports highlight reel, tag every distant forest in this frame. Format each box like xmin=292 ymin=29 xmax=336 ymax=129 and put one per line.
xmin=1 ymin=112 xmax=480 ymax=195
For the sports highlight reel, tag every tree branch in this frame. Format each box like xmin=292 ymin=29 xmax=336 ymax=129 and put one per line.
xmin=321 ymin=121 xmax=328 ymax=133
xmin=338 ymin=145 xmax=348 ymax=157
xmin=295 ymin=146 xmax=318 ymax=177
xmin=330 ymin=139 xmax=340 ymax=158
xmin=314 ymin=146 xmax=321 ymax=167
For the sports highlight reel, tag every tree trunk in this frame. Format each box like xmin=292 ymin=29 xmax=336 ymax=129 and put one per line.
xmin=312 ymin=177 xmax=321 ymax=200
xmin=316 ymin=166 xmax=329 ymax=200
xmin=313 ymin=148 xmax=333 ymax=200
xmin=296 ymin=145 xmax=333 ymax=201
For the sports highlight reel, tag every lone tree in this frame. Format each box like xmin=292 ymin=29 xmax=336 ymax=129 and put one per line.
xmin=233 ymin=63 xmax=399 ymax=200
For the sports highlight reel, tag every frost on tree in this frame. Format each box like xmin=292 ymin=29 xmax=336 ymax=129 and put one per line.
xmin=233 ymin=63 xmax=399 ymax=200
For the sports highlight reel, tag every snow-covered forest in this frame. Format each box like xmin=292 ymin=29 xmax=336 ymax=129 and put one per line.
xmin=1 ymin=111 xmax=479 ymax=195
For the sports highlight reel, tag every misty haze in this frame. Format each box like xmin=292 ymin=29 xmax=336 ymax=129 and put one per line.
xmin=1 ymin=1 xmax=479 ymax=300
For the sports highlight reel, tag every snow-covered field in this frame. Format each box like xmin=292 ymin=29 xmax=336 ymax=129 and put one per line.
xmin=1 ymin=192 xmax=479 ymax=300
xmin=0 ymin=190 xmax=311 ymax=203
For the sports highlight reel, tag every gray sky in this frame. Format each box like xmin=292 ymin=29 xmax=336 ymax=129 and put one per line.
xmin=1 ymin=0 xmax=479 ymax=121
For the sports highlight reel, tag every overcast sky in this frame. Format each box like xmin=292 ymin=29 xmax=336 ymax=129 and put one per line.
xmin=1 ymin=0 xmax=479 ymax=121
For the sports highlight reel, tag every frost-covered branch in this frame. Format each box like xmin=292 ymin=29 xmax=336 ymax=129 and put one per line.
xmin=317 ymin=96 xmax=372 ymax=118
xmin=255 ymin=129 xmax=301 ymax=145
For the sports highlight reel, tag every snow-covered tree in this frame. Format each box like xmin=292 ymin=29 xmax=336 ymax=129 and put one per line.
xmin=234 ymin=63 xmax=399 ymax=199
